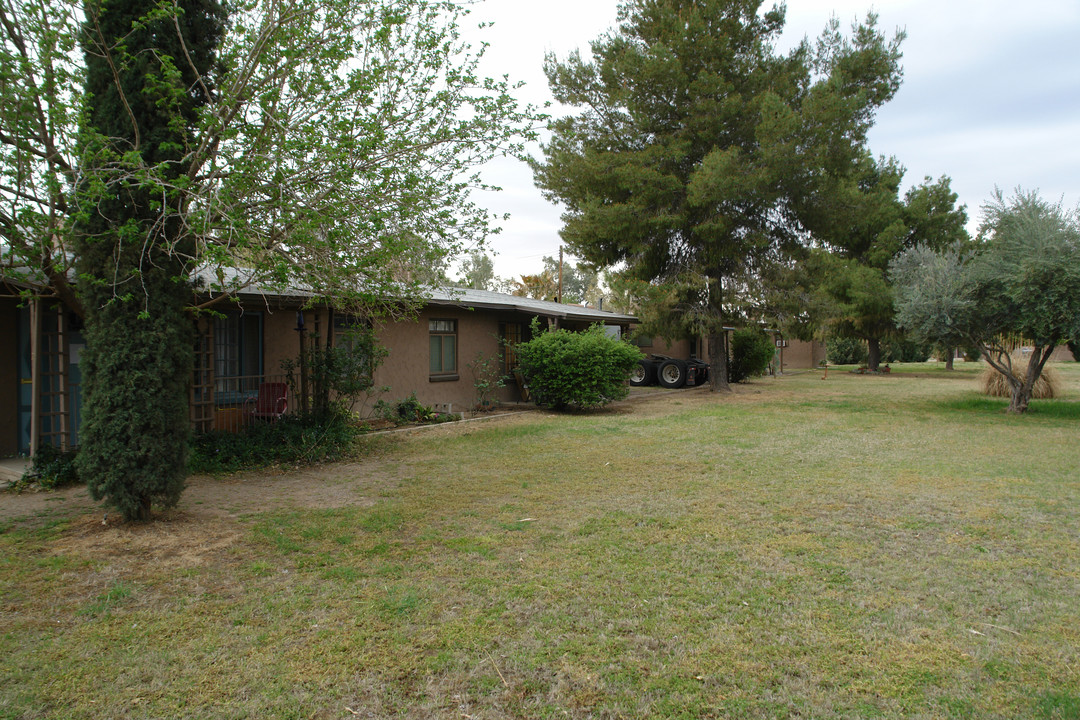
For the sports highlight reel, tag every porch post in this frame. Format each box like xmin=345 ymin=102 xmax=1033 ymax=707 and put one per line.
xmin=29 ymin=296 xmax=41 ymax=457
xmin=57 ymin=306 xmax=70 ymax=450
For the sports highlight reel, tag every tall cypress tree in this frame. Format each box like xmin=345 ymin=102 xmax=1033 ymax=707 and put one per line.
xmin=75 ymin=0 xmax=224 ymax=521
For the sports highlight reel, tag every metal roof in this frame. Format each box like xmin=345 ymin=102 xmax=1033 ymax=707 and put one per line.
xmin=4 ymin=263 xmax=638 ymax=324
xmin=425 ymin=286 xmax=638 ymax=324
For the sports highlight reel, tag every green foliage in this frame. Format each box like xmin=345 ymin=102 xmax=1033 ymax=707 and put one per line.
xmin=515 ymin=321 xmax=643 ymax=410
xmin=893 ymin=189 xmax=1080 ymax=412
xmin=614 ymin=271 xmax=714 ymax=345
xmin=540 ymin=255 xmax=599 ymax=304
xmin=282 ymin=323 xmax=388 ymax=420
xmin=3 ymin=0 xmax=536 ymax=520
xmin=73 ymin=0 xmax=225 ymax=522
xmin=827 ymin=336 xmax=869 ymax=365
xmin=373 ymin=393 xmax=453 ymax=425
xmin=188 ymin=413 xmax=361 ymax=475
xmin=804 ymin=163 xmax=969 ymax=370
xmin=456 ymin=251 xmax=499 ymax=291
xmin=467 ymin=351 xmax=506 ymax=410
xmin=881 ymin=336 xmax=932 ymax=363
xmin=535 ymin=1 xmax=905 ymax=388
xmin=729 ymin=328 xmax=775 ymax=383
xmin=12 ymin=445 xmax=81 ymax=491
xmin=3 ymin=0 xmax=538 ymax=312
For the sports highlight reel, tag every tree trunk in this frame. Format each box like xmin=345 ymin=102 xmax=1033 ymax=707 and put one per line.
xmin=706 ymin=274 xmax=731 ymax=392
xmin=708 ymin=328 xmax=731 ymax=392
xmin=944 ymin=347 xmax=954 ymax=371
xmin=866 ymin=337 xmax=881 ymax=371
xmin=1007 ymin=386 xmax=1030 ymax=414
xmin=1008 ymin=345 xmax=1055 ymax=414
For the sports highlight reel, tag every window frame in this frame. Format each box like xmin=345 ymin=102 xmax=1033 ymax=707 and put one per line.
xmin=428 ymin=318 xmax=458 ymax=381
xmin=213 ymin=310 xmax=263 ymax=382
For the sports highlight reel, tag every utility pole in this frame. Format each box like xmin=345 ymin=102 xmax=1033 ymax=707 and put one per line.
xmin=558 ymin=246 xmax=563 ymax=303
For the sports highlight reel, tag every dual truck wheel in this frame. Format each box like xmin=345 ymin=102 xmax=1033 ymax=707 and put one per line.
xmin=630 ymin=358 xmax=690 ymax=389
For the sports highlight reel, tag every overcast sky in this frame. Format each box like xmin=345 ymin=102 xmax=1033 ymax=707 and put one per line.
xmin=460 ymin=0 xmax=1080 ymax=281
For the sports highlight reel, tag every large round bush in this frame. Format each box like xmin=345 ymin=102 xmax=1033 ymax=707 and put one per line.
xmin=516 ymin=322 xmax=643 ymax=410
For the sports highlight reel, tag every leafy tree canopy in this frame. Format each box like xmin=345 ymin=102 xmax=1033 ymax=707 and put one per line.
xmin=774 ymin=154 xmax=969 ymax=369
xmin=2 ymin=0 xmax=536 ymax=520
xmin=540 ymin=254 xmax=600 ymax=305
xmin=456 ymin=250 xmax=499 ymax=291
xmin=1 ymin=0 xmax=538 ymax=316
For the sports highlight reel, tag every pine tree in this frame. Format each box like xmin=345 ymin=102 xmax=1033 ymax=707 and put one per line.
xmin=805 ymin=156 xmax=967 ymax=370
xmin=534 ymin=0 xmax=904 ymax=389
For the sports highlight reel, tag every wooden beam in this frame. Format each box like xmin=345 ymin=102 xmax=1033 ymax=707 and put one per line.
xmin=29 ymin=297 xmax=41 ymax=457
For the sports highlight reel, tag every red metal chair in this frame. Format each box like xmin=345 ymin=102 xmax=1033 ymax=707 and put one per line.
xmin=245 ymin=382 xmax=288 ymax=422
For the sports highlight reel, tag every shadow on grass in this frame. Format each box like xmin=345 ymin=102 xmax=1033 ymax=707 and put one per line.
xmin=936 ymin=394 xmax=1080 ymax=420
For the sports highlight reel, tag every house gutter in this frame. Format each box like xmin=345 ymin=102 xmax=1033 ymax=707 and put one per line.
xmin=426 ymin=298 xmax=636 ymax=325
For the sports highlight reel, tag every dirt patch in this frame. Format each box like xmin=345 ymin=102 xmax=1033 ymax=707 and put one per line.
xmin=50 ymin=510 xmax=245 ymax=572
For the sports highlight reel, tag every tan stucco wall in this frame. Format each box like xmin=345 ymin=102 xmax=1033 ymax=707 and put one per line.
xmin=636 ymin=335 xmax=695 ymax=359
xmin=261 ymin=306 xmax=327 ymax=380
xmin=240 ymin=301 xmax=536 ymax=414
xmin=0 ymin=298 xmax=18 ymax=456
xmin=780 ymin=339 xmax=826 ymax=370
xmin=373 ymin=306 xmax=523 ymax=411
xmin=250 ymin=302 xmax=628 ymax=414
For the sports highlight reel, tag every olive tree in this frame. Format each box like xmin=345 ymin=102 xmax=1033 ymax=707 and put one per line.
xmin=891 ymin=189 xmax=1080 ymax=413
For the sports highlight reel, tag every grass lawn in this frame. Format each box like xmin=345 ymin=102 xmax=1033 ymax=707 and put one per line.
xmin=2 ymin=362 xmax=1079 ymax=719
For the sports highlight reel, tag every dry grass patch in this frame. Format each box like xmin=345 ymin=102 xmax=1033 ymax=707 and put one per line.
xmin=979 ymin=353 xmax=1062 ymax=399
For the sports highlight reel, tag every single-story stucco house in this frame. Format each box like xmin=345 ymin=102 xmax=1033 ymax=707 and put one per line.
xmin=1 ymin=280 xmax=637 ymax=458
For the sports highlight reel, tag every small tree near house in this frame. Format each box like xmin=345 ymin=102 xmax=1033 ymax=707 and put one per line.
xmin=467 ymin=351 xmax=506 ymax=411
xmin=282 ymin=323 xmax=389 ymax=421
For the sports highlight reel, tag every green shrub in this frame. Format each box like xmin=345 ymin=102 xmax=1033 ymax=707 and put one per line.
xmin=515 ymin=321 xmax=643 ymax=410
xmin=188 ymin=412 xmax=360 ymax=475
xmin=467 ymin=351 xmax=506 ymax=410
xmin=13 ymin=444 xmax=81 ymax=491
xmin=881 ymin=337 xmax=932 ymax=363
xmin=282 ymin=323 xmax=388 ymax=420
xmin=827 ymin=335 xmax=868 ymax=365
xmin=374 ymin=393 xmax=450 ymax=424
xmin=729 ymin=328 xmax=775 ymax=383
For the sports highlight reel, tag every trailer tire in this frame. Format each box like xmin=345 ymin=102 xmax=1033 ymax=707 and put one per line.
xmin=630 ymin=360 xmax=654 ymax=386
xmin=657 ymin=359 xmax=687 ymax=388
